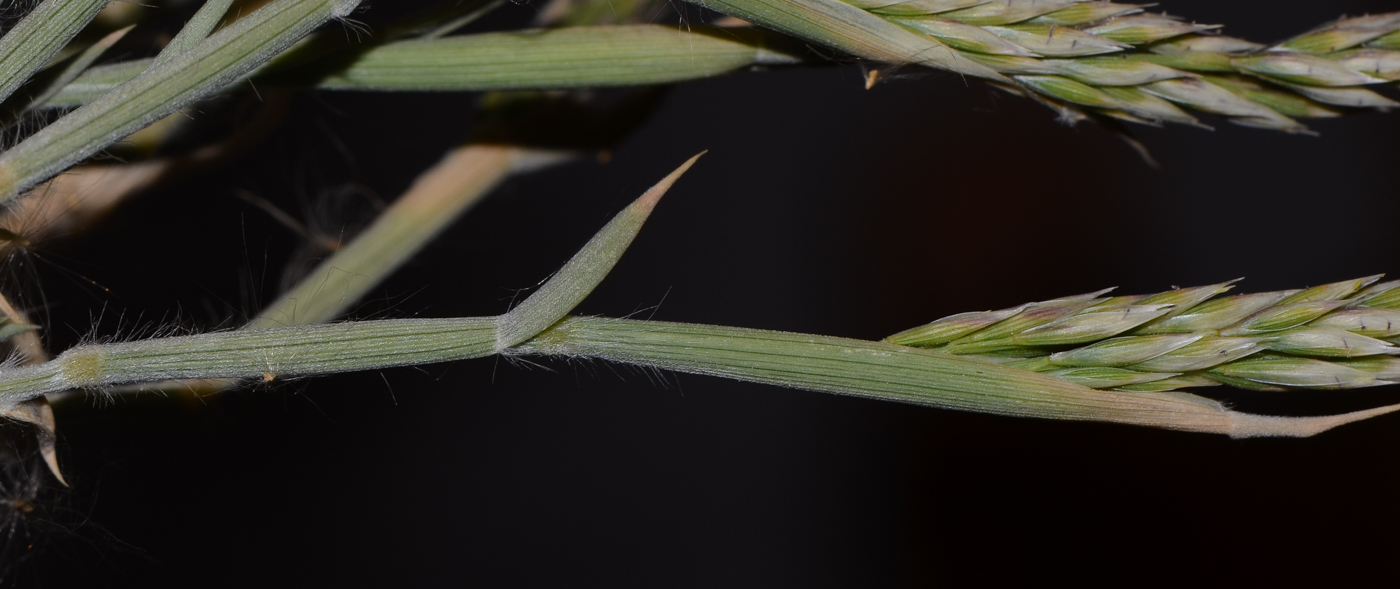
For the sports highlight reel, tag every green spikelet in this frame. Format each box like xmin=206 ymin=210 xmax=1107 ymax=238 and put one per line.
xmin=688 ymin=0 xmax=1400 ymax=133
xmin=887 ymin=276 xmax=1400 ymax=393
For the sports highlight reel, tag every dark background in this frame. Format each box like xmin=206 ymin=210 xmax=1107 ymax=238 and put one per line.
xmin=10 ymin=0 xmax=1400 ymax=585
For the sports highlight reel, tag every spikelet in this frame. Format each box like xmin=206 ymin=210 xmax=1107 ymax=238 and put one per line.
xmin=887 ymin=275 xmax=1400 ymax=392
xmin=693 ymin=0 xmax=1400 ymax=132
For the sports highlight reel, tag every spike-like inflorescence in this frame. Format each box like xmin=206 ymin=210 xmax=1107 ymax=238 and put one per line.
xmin=770 ymin=0 xmax=1400 ymax=132
xmin=886 ymin=275 xmax=1400 ymax=392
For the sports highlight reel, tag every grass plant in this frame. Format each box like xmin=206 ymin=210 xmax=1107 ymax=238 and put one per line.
xmin=12 ymin=153 xmax=1392 ymax=439
xmin=1 ymin=0 xmax=1397 ymax=453
xmin=0 ymin=0 xmax=1395 ymax=577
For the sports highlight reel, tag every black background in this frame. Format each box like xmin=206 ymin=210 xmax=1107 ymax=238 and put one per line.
xmin=11 ymin=0 xmax=1400 ymax=585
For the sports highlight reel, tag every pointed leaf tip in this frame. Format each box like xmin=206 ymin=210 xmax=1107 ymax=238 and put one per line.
xmin=494 ymin=152 xmax=707 ymax=351
xmin=635 ymin=151 xmax=706 ymax=215
xmin=1231 ymin=402 xmax=1400 ymax=438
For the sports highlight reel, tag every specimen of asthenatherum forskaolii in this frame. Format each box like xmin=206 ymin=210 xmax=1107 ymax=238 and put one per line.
xmin=0 ymin=0 xmax=1395 ymax=509
xmin=1 ymin=155 xmax=1398 ymax=444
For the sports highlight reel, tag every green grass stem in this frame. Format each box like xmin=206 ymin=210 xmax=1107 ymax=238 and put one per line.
xmin=20 ymin=307 xmax=1400 ymax=438
xmin=514 ymin=316 xmax=1400 ymax=438
xmin=27 ymin=154 xmax=700 ymax=403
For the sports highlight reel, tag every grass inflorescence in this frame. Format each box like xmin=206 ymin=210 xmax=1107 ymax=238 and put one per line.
xmin=689 ymin=0 xmax=1400 ymax=132
xmin=887 ymin=275 xmax=1400 ymax=392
